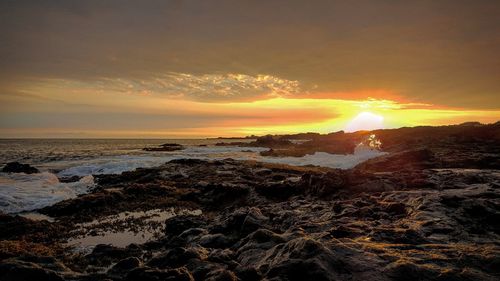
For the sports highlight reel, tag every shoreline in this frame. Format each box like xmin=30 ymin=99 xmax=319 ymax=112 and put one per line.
xmin=1 ymin=123 xmax=499 ymax=280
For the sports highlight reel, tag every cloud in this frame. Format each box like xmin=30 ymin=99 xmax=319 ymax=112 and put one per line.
xmin=2 ymin=1 xmax=499 ymax=108
xmin=30 ymin=73 xmax=302 ymax=102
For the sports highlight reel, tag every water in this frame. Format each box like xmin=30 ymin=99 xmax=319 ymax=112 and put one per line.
xmin=67 ymin=208 xmax=202 ymax=250
xmin=0 ymin=138 xmax=386 ymax=213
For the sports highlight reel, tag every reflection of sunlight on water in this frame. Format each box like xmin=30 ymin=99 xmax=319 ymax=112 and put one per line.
xmin=67 ymin=208 xmax=202 ymax=252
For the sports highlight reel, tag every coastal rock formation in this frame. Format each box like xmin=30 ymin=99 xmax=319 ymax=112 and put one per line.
xmin=1 ymin=124 xmax=499 ymax=280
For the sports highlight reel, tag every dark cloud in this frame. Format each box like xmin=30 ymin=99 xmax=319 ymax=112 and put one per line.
xmin=0 ymin=0 xmax=499 ymax=108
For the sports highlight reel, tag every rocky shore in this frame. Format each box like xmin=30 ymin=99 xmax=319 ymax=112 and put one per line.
xmin=1 ymin=123 xmax=499 ymax=281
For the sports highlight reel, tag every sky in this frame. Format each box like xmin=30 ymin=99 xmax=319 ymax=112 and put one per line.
xmin=1 ymin=0 xmax=499 ymax=138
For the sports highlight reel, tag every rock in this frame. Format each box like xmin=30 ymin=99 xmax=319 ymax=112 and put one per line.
xmin=382 ymin=202 xmax=407 ymax=216
xmin=85 ymin=244 xmax=142 ymax=267
xmin=0 ymin=259 xmax=64 ymax=281
xmin=196 ymin=183 xmax=250 ymax=207
xmin=255 ymin=238 xmax=339 ymax=281
xmin=255 ymin=182 xmax=301 ymax=199
xmin=147 ymin=247 xmax=206 ymax=268
xmin=143 ymin=143 xmax=184 ymax=151
xmin=126 ymin=266 xmax=194 ymax=281
xmin=165 ymin=215 xmax=205 ymax=236
xmin=1 ymin=125 xmax=498 ymax=281
xmin=234 ymin=266 xmax=261 ymax=281
xmin=214 ymin=207 xmax=269 ymax=237
xmin=2 ymin=162 xmax=39 ymax=174
xmin=199 ymin=233 xmax=233 ymax=249
xmin=204 ymin=268 xmax=238 ymax=281
xmin=249 ymin=135 xmax=293 ymax=148
xmin=354 ymin=148 xmax=438 ymax=172
xmin=40 ymin=190 xmax=126 ymax=217
xmin=107 ymin=257 xmax=142 ymax=278
xmin=300 ymin=170 xmax=348 ymax=196
xmin=57 ymin=175 xmax=82 ymax=183
xmin=0 ymin=213 xmax=57 ymax=241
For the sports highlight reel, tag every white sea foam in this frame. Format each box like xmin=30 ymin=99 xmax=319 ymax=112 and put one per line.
xmin=55 ymin=144 xmax=383 ymax=178
xmin=0 ymin=172 xmax=94 ymax=213
xmin=57 ymin=155 xmax=177 ymax=177
xmin=259 ymin=145 xmax=386 ymax=169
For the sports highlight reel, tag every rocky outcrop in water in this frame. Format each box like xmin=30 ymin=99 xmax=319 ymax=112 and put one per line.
xmin=143 ymin=143 xmax=185 ymax=152
xmin=2 ymin=162 xmax=39 ymax=174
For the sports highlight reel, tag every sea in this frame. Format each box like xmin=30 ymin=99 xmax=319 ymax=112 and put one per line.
xmin=0 ymin=139 xmax=385 ymax=214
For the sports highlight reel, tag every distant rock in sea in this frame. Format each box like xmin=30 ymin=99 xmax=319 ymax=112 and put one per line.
xmin=143 ymin=143 xmax=184 ymax=152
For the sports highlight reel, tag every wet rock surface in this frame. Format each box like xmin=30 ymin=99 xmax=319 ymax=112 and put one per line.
xmin=1 ymin=124 xmax=500 ymax=280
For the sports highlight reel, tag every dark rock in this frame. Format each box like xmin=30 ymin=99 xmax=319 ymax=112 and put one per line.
xmin=0 ymin=213 xmax=57 ymax=241
xmin=300 ymin=170 xmax=348 ymax=196
xmin=107 ymin=257 xmax=142 ymax=278
xmin=199 ymin=233 xmax=233 ymax=249
xmin=40 ymin=190 xmax=126 ymax=217
xmin=85 ymin=244 xmax=142 ymax=267
xmin=382 ymin=202 xmax=407 ymax=216
xmin=214 ymin=207 xmax=268 ymax=237
xmin=57 ymin=175 xmax=82 ymax=183
xmin=143 ymin=143 xmax=184 ymax=151
xmin=0 ymin=259 xmax=64 ymax=281
xmin=165 ymin=215 xmax=205 ymax=236
xmin=2 ymin=162 xmax=39 ymax=174
xmin=197 ymin=183 xmax=250 ymax=207
xmin=234 ymin=266 xmax=261 ymax=281
xmin=147 ymin=247 xmax=205 ymax=268
xmin=258 ymin=238 xmax=342 ymax=281
xmin=255 ymin=182 xmax=300 ymax=199
xmin=354 ymin=148 xmax=438 ymax=172
xmin=126 ymin=266 xmax=194 ymax=281
xmin=204 ymin=268 xmax=238 ymax=281
xmin=249 ymin=135 xmax=293 ymax=148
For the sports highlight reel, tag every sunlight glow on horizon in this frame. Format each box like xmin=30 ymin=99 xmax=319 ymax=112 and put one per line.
xmin=345 ymin=112 xmax=384 ymax=132
xmin=1 ymin=78 xmax=499 ymax=138
xmin=1 ymin=93 xmax=499 ymax=138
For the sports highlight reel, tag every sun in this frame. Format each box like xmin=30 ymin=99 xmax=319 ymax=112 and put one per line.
xmin=345 ymin=112 xmax=384 ymax=132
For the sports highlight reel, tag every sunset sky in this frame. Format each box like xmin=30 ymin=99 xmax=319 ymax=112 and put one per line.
xmin=1 ymin=0 xmax=499 ymax=138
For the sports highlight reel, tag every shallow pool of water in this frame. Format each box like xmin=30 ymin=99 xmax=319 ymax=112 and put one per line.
xmin=67 ymin=208 xmax=202 ymax=250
